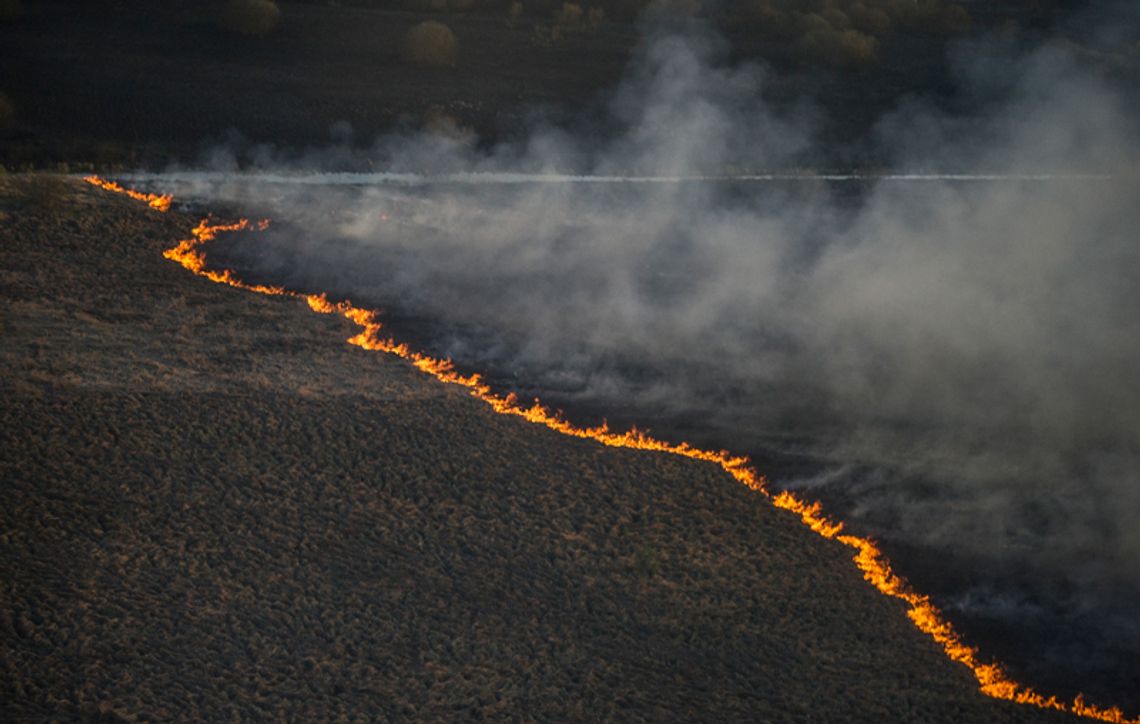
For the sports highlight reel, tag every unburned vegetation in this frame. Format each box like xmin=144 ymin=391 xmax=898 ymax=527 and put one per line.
xmin=0 ymin=175 xmax=1076 ymax=720
xmin=289 ymin=0 xmax=971 ymax=65
xmin=2 ymin=1 xmax=1107 ymax=171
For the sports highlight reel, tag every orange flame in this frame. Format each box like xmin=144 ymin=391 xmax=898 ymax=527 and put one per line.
xmin=83 ymin=176 xmax=1138 ymax=724
xmin=82 ymin=175 xmax=173 ymax=212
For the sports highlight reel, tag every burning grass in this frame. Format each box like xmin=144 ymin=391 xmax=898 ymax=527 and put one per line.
xmin=0 ymin=173 xmax=1115 ymax=721
xmin=71 ymin=175 xmax=1138 ymax=724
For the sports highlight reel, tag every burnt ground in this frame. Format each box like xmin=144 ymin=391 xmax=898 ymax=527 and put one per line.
xmin=0 ymin=174 xmax=1082 ymax=720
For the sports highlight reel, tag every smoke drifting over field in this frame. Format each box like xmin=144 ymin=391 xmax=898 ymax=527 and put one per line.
xmin=151 ymin=7 xmax=1139 ymax=707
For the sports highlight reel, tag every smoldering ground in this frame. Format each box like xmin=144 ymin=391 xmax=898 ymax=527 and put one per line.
xmin=141 ymin=9 xmax=1139 ymax=710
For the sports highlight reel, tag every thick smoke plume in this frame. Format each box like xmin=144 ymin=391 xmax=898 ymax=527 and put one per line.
xmin=152 ymin=8 xmax=1139 ymax=706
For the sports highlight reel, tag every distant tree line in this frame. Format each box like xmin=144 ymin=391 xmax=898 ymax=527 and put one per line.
xmin=25 ymin=0 xmax=1086 ymax=68
xmin=285 ymin=0 xmax=975 ymax=66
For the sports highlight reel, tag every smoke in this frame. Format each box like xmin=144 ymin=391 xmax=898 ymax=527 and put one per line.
xmin=151 ymin=8 xmax=1139 ymax=705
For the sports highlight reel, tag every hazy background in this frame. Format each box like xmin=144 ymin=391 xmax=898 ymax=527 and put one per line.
xmin=146 ymin=3 xmax=1140 ymax=708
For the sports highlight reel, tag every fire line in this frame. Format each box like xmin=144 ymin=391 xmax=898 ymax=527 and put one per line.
xmin=84 ymin=175 xmax=1137 ymax=724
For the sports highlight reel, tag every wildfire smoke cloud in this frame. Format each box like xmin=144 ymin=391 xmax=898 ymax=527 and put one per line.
xmin=83 ymin=176 xmax=1138 ymax=724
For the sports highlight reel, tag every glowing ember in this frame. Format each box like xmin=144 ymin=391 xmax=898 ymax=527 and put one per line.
xmin=84 ymin=176 xmax=1138 ymax=724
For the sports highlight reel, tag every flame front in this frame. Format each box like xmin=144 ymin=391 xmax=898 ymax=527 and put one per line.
xmin=84 ymin=176 xmax=1137 ymax=724
xmin=83 ymin=175 xmax=173 ymax=212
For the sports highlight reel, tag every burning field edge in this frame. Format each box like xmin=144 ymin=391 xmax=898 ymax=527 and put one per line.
xmin=82 ymin=176 xmax=1138 ymax=724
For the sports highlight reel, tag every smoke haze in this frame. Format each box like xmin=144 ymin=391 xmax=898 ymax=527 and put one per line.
xmin=146 ymin=8 xmax=1140 ymax=707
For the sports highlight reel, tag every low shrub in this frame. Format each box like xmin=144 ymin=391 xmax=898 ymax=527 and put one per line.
xmin=401 ymin=21 xmax=459 ymax=66
xmin=554 ymin=1 xmax=583 ymax=27
xmin=733 ymin=0 xmax=966 ymax=66
xmin=217 ymin=0 xmax=281 ymax=36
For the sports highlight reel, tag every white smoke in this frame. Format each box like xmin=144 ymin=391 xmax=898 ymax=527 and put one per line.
xmin=136 ymin=9 xmax=1140 ymax=705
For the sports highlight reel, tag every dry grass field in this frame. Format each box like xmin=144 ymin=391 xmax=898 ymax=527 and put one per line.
xmin=0 ymin=175 xmax=1076 ymax=720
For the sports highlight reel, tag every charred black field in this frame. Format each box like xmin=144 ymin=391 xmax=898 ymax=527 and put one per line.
xmin=2 ymin=0 xmax=1139 ymax=721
